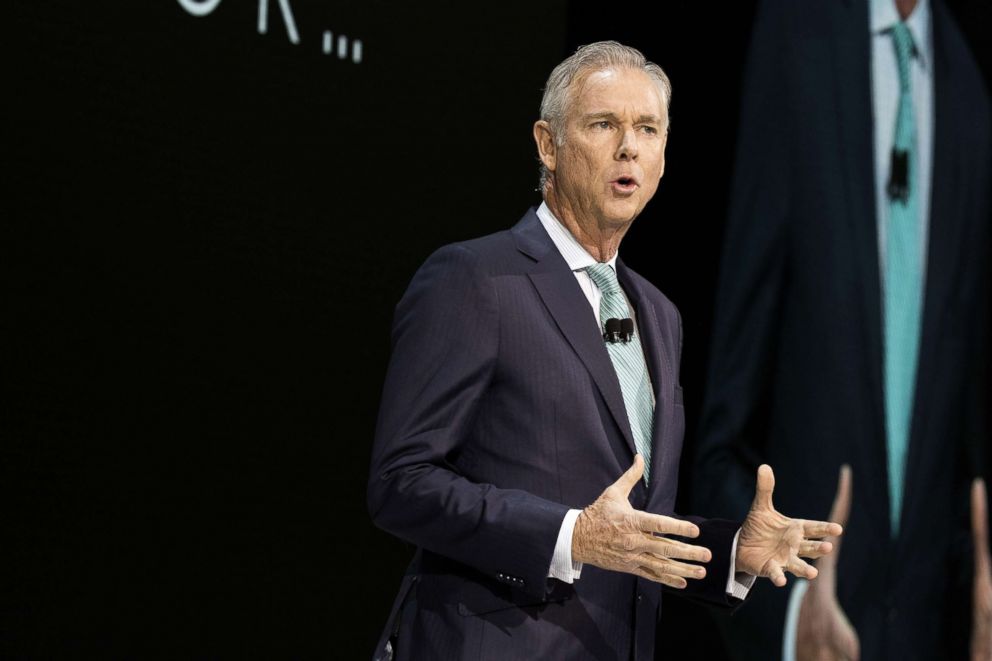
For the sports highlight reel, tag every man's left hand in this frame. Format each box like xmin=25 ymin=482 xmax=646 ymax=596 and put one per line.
xmin=735 ymin=464 xmax=843 ymax=586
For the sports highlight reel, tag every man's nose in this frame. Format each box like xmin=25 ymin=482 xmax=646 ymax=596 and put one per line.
xmin=615 ymin=128 xmax=639 ymax=161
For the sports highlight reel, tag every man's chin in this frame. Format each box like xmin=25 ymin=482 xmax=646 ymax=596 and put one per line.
xmin=601 ymin=202 xmax=644 ymax=227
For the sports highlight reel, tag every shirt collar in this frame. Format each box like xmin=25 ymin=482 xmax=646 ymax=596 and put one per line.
xmin=871 ymin=0 xmax=930 ymax=70
xmin=536 ymin=201 xmax=619 ymax=273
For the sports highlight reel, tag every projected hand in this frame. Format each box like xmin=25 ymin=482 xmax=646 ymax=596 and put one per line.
xmin=971 ymin=478 xmax=992 ymax=661
xmin=797 ymin=465 xmax=860 ymax=661
xmin=572 ymin=455 xmax=712 ymax=588
xmin=736 ymin=464 xmax=843 ymax=586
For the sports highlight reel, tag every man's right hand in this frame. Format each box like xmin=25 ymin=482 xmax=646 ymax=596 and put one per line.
xmin=796 ymin=465 xmax=860 ymax=661
xmin=571 ymin=455 xmax=712 ymax=588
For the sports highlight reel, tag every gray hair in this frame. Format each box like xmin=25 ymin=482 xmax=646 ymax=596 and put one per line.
xmin=538 ymin=41 xmax=671 ymax=190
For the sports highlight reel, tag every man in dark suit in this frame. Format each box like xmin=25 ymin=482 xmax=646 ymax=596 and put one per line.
xmin=693 ymin=0 xmax=991 ymax=658
xmin=368 ymin=41 xmax=842 ymax=660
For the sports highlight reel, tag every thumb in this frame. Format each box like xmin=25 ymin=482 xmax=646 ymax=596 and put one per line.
xmin=829 ymin=464 xmax=853 ymax=528
xmin=752 ymin=464 xmax=775 ymax=511
xmin=820 ymin=465 xmax=853 ymax=579
xmin=972 ymin=478 xmax=990 ymax=579
xmin=838 ymin=618 xmax=861 ymax=661
xmin=613 ymin=454 xmax=645 ymax=496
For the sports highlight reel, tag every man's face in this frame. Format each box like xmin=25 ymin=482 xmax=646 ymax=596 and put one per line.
xmin=544 ymin=67 xmax=668 ymax=231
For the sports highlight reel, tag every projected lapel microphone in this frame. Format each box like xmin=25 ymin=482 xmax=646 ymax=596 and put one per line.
xmin=603 ymin=318 xmax=635 ymax=344
xmin=887 ymin=147 xmax=909 ymax=203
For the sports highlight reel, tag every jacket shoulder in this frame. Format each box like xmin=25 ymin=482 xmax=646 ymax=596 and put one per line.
xmin=417 ymin=226 xmax=523 ymax=276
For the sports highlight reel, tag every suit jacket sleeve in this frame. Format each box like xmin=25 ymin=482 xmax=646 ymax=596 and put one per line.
xmin=668 ymin=516 xmax=748 ymax=608
xmin=367 ymin=243 xmax=569 ymax=600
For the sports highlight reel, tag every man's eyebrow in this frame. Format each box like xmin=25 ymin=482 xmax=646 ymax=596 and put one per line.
xmin=581 ymin=111 xmax=663 ymax=124
xmin=582 ymin=111 xmax=620 ymax=122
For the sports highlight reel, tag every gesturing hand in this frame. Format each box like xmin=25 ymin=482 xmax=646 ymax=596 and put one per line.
xmin=572 ymin=455 xmax=713 ymax=588
xmin=736 ymin=464 xmax=843 ymax=586
xmin=797 ymin=465 xmax=860 ymax=661
xmin=971 ymin=478 xmax=992 ymax=661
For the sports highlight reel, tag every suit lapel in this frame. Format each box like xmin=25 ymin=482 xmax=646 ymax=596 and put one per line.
xmin=512 ymin=212 xmax=638 ymax=458
xmin=901 ymin=1 xmax=965 ymax=539
xmin=830 ymin=0 xmax=891 ymax=532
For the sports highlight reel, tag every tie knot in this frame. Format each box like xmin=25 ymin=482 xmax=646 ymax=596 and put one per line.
xmin=891 ymin=22 xmax=915 ymax=89
xmin=585 ymin=263 xmax=622 ymax=296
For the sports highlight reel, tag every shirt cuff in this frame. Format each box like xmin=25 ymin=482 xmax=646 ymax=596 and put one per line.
xmin=782 ymin=578 xmax=808 ymax=661
xmin=548 ymin=508 xmax=583 ymax=583
xmin=725 ymin=529 xmax=757 ymax=599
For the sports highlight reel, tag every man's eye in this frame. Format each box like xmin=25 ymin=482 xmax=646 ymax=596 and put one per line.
xmin=641 ymin=126 xmax=658 ymax=135
xmin=594 ymin=121 xmax=611 ymax=129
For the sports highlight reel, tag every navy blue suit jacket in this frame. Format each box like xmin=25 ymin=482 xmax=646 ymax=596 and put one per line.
xmin=693 ymin=0 xmax=990 ymax=659
xmin=369 ymin=209 xmax=743 ymax=660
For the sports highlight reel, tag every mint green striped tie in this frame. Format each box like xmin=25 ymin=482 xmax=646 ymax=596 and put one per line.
xmin=585 ymin=264 xmax=655 ymax=483
xmin=884 ymin=22 xmax=923 ymax=536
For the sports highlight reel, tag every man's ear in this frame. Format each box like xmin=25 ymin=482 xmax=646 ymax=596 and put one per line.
xmin=533 ymin=120 xmax=557 ymax=173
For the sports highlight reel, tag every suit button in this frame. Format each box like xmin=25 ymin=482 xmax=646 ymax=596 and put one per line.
xmin=637 ymin=594 xmax=643 ymax=602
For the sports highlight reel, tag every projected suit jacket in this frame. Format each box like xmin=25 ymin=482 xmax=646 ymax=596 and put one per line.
xmin=368 ymin=208 xmax=745 ymax=661
xmin=693 ymin=0 xmax=990 ymax=659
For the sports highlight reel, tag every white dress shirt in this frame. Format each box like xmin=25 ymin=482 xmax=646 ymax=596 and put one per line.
xmin=536 ymin=202 xmax=753 ymax=600
xmin=872 ymin=0 xmax=933 ymax=283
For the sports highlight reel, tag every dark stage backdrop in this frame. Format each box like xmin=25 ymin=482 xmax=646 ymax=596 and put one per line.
xmin=8 ymin=1 xmax=567 ymax=657
xmin=6 ymin=1 xmax=990 ymax=659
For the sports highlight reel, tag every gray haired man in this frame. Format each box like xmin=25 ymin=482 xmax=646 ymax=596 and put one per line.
xmin=369 ymin=41 xmax=842 ymax=661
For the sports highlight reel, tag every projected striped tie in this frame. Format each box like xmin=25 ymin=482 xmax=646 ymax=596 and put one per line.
xmin=884 ymin=22 xmax=924 ymax=537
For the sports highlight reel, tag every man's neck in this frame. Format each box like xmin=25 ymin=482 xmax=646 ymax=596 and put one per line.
xmin=544 ymin=188 xmax=627 ymax=263
xmin=896 ymin=0 xmax=918 ymax=21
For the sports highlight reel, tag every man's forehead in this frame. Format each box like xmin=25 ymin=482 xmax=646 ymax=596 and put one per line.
xmin=569 ymin=68 xmax=666 ymax=117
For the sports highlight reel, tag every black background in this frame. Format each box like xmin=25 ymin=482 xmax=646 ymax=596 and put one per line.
xmin=6 ymin=1 xmax=990 ymax=658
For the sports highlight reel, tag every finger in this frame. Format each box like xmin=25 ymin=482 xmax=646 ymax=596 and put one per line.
xmin=829 ymin=464 xmax=853 ymax=530
xmin=638 ymin=554 xmax=707 ymax=580
xmin=786 ymin=556 xmax=818 ymax=580
xmin=635 ymin=511 xmax=700 ymax=539
xmin=801 ymin=519 xmax=844 ymax=539
xmin=752 ymin=464 xmax=775 ymax=511
xmin=611 ymin=455 xmax=645 ymax=497
xmin=633 ymin=565 xmax=687 ymax=589
xmin=972 ymin=478 xmax=991 ymax=579
xmin=767 ymin=562 xmax=787 ymax=587
xmin=641 ymin=534 xmax=712 ymax=563
xmin=798 ymin=540 xmax=833 ymax=559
